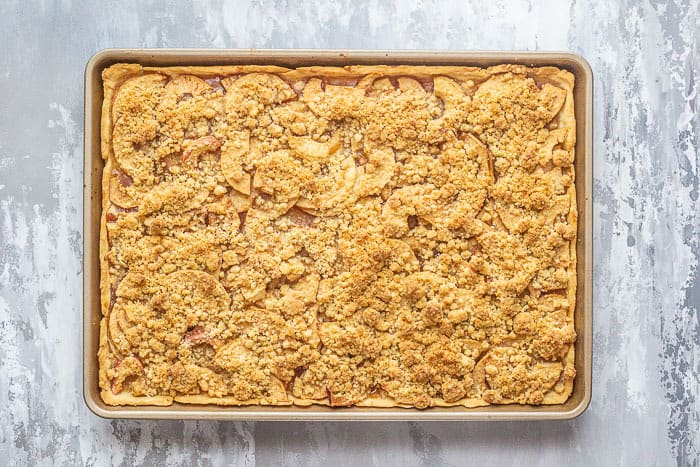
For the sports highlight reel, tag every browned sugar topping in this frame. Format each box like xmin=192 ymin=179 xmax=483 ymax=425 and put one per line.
xmin=99 ymin=64 xmax=577 ymax=408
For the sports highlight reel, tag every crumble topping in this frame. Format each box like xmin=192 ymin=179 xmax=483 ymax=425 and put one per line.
xmin=99 ymin=64 xmax=577 ymax=408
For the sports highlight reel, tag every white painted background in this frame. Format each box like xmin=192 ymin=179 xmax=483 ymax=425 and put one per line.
xmin=0 ymin=0 xmax=698 ymax=465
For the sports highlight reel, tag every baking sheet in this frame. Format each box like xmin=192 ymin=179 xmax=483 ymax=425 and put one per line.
xmin=83 ymin=49 xmax=593 ymax=420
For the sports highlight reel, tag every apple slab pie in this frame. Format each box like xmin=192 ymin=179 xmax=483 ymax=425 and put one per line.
xmin=98 ymin=63 xmax=577 ymax=408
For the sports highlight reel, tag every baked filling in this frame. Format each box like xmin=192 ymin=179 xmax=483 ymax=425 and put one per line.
xmin=98 ymin=63 xmax=577 ymax=408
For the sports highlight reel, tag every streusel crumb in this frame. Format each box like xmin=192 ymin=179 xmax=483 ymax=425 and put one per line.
xmin=99 ymin=63 xmax=577 ymax=408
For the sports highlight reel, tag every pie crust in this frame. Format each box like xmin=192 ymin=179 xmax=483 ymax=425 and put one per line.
xmin=98 ymin=63 xmax=577 ymax=408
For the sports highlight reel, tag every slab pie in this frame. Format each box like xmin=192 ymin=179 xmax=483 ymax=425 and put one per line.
xmin=98 ymin=63 xmax=577 ymax=408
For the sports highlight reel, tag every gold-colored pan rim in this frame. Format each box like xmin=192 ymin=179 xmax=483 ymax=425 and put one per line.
xmin=83 ymin=49 xmax=593 ymax=421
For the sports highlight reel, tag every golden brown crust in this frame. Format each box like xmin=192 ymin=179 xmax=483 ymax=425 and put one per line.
xmin=99 ymin=63 xmax=577 ymax=409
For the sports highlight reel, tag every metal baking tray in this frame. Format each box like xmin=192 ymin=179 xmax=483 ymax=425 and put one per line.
xmin=84 ymin=49 xmax=592 ymax=420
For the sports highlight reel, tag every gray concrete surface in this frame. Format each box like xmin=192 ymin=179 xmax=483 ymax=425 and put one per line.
xmin=0 ymin=0 xmax=698 ymax=465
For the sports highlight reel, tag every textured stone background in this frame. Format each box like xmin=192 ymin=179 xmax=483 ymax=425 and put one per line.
xmin=1 ymin=0 xmax=698 ymax=465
